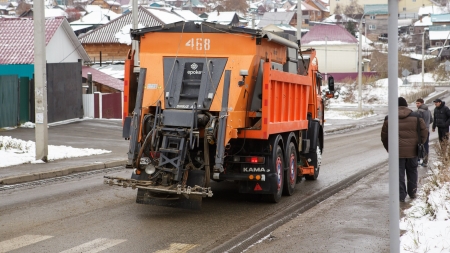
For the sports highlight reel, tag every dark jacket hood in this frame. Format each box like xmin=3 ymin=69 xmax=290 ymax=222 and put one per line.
xmin=399 ymin=106 xmax=412 ymax=119
xmin=419 ymin=104 xmax=429 ymax=110
xmin=439 ymin=101 xmax=446 ymax=108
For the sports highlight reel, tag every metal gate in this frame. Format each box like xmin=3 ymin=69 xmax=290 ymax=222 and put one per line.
xmin=0 ymin=75 xmax=19 ymax=128
xmin=46 ymin=62 xmax=83 ymax=123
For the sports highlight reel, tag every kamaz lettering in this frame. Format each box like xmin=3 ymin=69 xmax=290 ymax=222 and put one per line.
xmin=243 ymin=167 xmax=266 ymax=172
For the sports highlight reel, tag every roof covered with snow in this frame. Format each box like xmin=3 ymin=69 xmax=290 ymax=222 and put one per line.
xmin=309 ymin=0 xmax=328 ymax=12
xmin=172 ymin=9 xmax=203 ymax=21
xmin=301 ymin=2 xmax=319 ymax=11
xmin=45 ymin=8 xmax=68 ymax=18
xmin=70 ymin=8 xmax=121 ymax=26
xmin=322 ymin=14 xmax=356 ymax=23
xmin=82 ymin=66 xmax=123 ymax=91
xmin=79 ymin=6 xmax=163 ymax=44
xmin=205 ymin=11 xmax=238 ymax=25
xmin=414 ymin=16 xmax=432 ymax=27
xmin=418 ymin=5 xmax=448 ymax=16
xmin=145 ymin=7 xmax=184 ymax=24
xmin=257 ymin=11 xmax=295 ymax=28
xmin=302 ymin=24 xmax=358 ymax=45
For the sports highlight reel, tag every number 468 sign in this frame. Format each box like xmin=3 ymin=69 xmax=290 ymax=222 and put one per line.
xmin=185 ymin=38 xmax=211 ymax=50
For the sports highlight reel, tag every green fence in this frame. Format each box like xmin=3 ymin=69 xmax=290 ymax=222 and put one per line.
xmin=0 ymin=75 xmax=19 ymax=128
xmin=19 ymin=77 xmax=30 ymax=123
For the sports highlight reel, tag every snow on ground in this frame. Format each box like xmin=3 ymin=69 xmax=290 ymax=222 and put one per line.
xmin=400 ymin=164 xmax=450 ymax=252
xmin=0 ymin=136 xmax=111 ymax=168
xmin=325 ymin=73 xmax=450 ymax=251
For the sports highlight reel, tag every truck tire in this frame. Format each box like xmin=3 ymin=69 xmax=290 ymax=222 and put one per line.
xmin=305 ymin=138 xmax=321 ymax=180
xmin=283 ymin=142 xmax=297 ymax=196
xmin=266 ymin=145 xmax=284 ymax=203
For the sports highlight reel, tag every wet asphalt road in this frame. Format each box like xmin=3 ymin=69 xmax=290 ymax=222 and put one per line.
xmin=0 ymin=123 xmax=392 ymax=253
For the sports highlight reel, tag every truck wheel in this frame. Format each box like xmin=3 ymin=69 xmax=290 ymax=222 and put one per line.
xmin=283 ymin=142 xmax=297 ymax=196
xmin=305 ymin=140 xmax=321 ymax=180
xmin=266 ymin=145 xmax=284 ymax=203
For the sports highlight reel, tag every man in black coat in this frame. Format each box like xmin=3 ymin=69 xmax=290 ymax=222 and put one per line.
xmin=432 ymin=99 xmax=450 ymax=142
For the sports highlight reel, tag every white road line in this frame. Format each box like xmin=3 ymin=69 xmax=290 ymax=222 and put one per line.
xmin=154 ymin=243 xmax=198 ymax=253
xmin=59 ymin=238 xmax=126 ymax=253
xmin=0 ymin=235 xmax=53 ymax=253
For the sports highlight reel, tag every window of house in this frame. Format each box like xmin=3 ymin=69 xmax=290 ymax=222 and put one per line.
xmin=369 ymin=24 xmax=376 ymax=30
xmin=370 ymin=15 xmax=376 ymax=19
xmin=318 ymin=12 xmax=321 ymax=16
xmin=409 ymin=27 xmax=414 ymax=32
xmin=436 ymin=42 xmax=444 ymax=47
xmin=403 ymin=7 xmax=406 ymax=11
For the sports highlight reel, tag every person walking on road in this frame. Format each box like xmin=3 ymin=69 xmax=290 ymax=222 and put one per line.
xmin=381 ymin=97 xmax=428 ymax=202
xmin=416 ymin=98 xmax=433 ymax=166
xmin=432 ymin=98 xmax=450 ymax=142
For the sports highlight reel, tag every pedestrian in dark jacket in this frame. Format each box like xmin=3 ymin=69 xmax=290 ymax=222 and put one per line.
xmin=381 ymin=97 xmax=428 ymax=202
xmin=432 ymin=98 xmax=450 ymax=142
xmin=416 ymin=98 xmax=433 ymax=166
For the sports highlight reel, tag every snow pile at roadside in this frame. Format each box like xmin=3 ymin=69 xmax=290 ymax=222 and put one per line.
xmin=0 ymin=136 xmax=111 ymax=167
xmin=329 ymin=74 xmax=431 ymax=107
xmin=400 ymin=163 xmax=450 ymax=252
xmin=324 ymin=110 xmax=378 ymax=120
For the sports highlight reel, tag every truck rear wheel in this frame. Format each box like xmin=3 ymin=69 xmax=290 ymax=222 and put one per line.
xmin=283 ymin=142 xmax=297 ymax=196
xmin=266 ymin=145 xmax=284 ymax=203
xmin=305 ymin=139 xmax=321 ymax=180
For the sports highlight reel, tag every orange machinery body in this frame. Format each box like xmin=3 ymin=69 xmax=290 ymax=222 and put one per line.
xmin=123 ymin=27 xmax=322 ymax=145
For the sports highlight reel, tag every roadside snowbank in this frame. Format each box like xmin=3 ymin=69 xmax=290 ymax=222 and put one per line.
xmin=0 ymin=136 xmax=111 ymax=167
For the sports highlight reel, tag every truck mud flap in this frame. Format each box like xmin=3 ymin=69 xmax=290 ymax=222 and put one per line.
xmin=239 ymin=173 xmax=277 ymax=194
xmin=136 ymin=189 xmax=202 ymax=210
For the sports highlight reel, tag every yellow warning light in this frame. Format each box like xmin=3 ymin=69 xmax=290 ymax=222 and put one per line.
xmin=255 ymin=175 xmax=261 ymax=180
xmin=249 ymin=175 xmax=254 ymax=180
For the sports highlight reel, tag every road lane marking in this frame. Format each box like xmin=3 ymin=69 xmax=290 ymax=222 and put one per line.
xmin=59 ymin=238 xmax=126 ymax=253
xmin=154 ymin=243 xmax=198 ymax=253
xmin=0 ymin=235 xmax=53 ymax=253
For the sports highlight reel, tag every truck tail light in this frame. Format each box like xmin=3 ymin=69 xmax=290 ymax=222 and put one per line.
xmin=233 ymin=156 xmax=265 ymax=164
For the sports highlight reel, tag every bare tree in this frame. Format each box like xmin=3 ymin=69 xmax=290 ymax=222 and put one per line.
xmin=334 ymin=3 xmax=342 ymax=15
xmin=66 ymin=7 xmax=82 ymax=22
xmin=343 ymin=0 xmax=363 ymax=15
xmin=15 ymin=0 xmax=31 ymax=16
xmin=223 ymin=0 xmax=248 ymax=13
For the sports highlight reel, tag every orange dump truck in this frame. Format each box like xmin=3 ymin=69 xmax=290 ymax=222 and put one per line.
xmin=104 ymin=21 xmax=336 ymax=209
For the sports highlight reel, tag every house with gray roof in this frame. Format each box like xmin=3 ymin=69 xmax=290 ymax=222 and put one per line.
xmin=257 ymin=11 xmax=297 ymax=28
xmin=78 ymin=6 xmax=186 ymax=62
xmin=363 ymin=4 xmax=389 ymax=41
xmin=205 ymin=11 xmax=240 ymax=26
xmin=182 ymin=0 xmax=206 ymax=15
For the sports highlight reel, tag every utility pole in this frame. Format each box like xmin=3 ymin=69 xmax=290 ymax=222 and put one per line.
xmin=34 ymin=0 xmax=48 ymax=162
xmin=358 ymin=16 xmax=363 ymax=111
xmin=325 ymin=36 xmax=328 ymax=82
xmin=252 ymin=12 xmax=255 ymax=29
xmin=388 ymin=0 xmax=400 ymax=252
xmin=422 ymin=31 xmax=425 ymax=87
xmin=296 ymin=1 xmax=302 ymax=45
xmin=132 ymin=0 xmax=139 ymax=65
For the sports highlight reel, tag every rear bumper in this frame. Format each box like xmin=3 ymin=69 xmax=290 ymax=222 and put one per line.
xmin=213 ymin=172 xmax=278 ymax=194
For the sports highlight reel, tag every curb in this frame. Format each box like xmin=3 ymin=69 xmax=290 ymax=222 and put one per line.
xmin=0 ymin=159 xmax=127 ymax=185
xmin=324 ymin=120 xmax=384 ymax=134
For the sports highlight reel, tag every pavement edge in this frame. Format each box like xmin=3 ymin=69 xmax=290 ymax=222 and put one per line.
xmin=0 ymin=159 xmax=127 ymax=185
